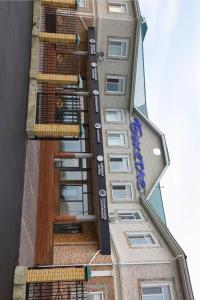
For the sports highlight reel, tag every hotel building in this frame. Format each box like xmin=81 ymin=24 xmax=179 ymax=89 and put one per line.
xmin=13 ymin=1 xmax=194 ymax=300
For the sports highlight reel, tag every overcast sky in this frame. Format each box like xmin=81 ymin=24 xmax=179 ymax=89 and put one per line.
xmin=139 ymin=0 xmax=200 ymax=298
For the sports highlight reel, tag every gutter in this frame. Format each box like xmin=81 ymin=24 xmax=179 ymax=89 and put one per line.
xmin=130 ymin=0 xmax=141 ymax=113
xmin=141 ymin=194 xmax=194 ymax=300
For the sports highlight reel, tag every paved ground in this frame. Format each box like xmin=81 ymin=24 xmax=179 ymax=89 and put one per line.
xmin=0 ymin=2 xmax=33 ymax=299
xmin=19 ymin=140 xmax=40 ymax=267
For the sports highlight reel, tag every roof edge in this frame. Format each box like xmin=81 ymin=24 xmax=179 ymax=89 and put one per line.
xmin=133 ymin=107 xmax=170 ymax=199
xmin=141 ymin=195 xmax=194 ymax=300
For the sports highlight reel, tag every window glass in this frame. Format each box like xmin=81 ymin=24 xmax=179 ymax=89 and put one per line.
xmin=108 ymin=39 xmax=128 ymax=58
xmin=60 ymin=171 xmax=87 ymax=181
xmin=118 ymin=211 xmax=142 ymax=221
xmin=109 ymin=157 xmax=128 ymax=172
xmin=60 ymin=185 xmax=82 ymax=201
xmin=78 ymin=0 xmax=86 ymax=7
xmin=61 ymin=158 xmax=79 ymax=168
xmin=60 ymin=140 xmax=81 ymax=152
xmin=60 ymin=201 xmax=83 ymax=215
xmin=109 ymin=3 xmax=127 ymax=13
xmin=112 ymin=184 xmax=132 ymax=199
xmin=106 ymin=76 xmax=125 ymax=93
xmin=142 ymin=284 xmax=172 ymax=300
xmin=106 ymin=110 xmax=123 ymax=122
xmin=87 ymin=292 xmax=103 ymax=300
xmin=107 ymin=133 xmax=126 ymax=146
xmin=128 ymin=234 xmax=156 ymax=246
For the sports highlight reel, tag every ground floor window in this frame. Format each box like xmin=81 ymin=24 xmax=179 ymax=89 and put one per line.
xmin=60 ymin=184 xmax=92 ymax=216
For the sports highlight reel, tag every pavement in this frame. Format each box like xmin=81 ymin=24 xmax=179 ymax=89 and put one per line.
xmin=0 ymin=1 xmax=33 ymax=299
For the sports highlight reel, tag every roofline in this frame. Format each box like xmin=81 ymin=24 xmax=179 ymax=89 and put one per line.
xmin=141 ymin=194 xmax=194 ymax=300
xmin=130 ymin=0 xmax=141 ymax=113
xmin=134 ymin=107 xmax=170 ymax=199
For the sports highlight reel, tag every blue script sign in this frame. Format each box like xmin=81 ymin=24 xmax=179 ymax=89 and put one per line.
xmin=130 ymin=117 xmax=146 ymax=192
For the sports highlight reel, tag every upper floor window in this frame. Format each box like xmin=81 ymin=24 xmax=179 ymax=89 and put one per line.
xmin=112 ymin=183 xmax=132 ymax=201
xmin=108 ymin=2 xmax=127 ymax=13
xmin=127 ymin=233 xmax=156 ymax=247
xmin=87 ymin=292 xmax=104 ymax=300
xmin=106 ymin=75 xmax=126 ymax=94
xmin=78 ymin=0 xmax=87 ymax=7
xmin=109 ymin=155 xmax=129 ymax=172
xmin=107 ymin=132 xmax=127 ymax=146
xmin=108 ymin=38 xmax=129 ymax=59
xmin=105 ymin=109 xmax=124 ymax=122
xmin=141 ymin=283 xmax=173 ymax=300
xmin=118 ymin=210 xmax=143 ymax=221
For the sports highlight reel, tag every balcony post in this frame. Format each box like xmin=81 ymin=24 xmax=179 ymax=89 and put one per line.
xmin=54 ymin=152 xmax=93 ymax=159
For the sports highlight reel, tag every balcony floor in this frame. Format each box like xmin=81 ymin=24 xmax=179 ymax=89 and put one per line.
xmin=35 ymin=140 xmax=59 ymax=265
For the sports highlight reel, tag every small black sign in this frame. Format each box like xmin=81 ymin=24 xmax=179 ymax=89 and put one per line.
xmin=97 ymin=162 xmax=105 ymax=177
xmin=100 ymin=197 xmax=107 ymax=220
xmin=96 ymin=129 xmax=101 ymax=144
xmin=91 ymin=67 xmax=98 ymax=81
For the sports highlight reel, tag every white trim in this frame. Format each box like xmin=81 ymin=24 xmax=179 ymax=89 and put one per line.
xmin=106 ymin=75 xmax=126 ymax=94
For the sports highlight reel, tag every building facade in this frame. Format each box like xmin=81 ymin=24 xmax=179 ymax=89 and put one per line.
xmin=13 ymin=1 xmax=193 ymax=300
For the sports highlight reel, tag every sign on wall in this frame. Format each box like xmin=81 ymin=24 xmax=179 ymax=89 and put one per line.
xmin=130 ymin=116 xmax=146 ymax=192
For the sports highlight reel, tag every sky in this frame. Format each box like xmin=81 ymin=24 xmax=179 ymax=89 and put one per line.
xmin=139 ymin=0 xmax=200 ymax=298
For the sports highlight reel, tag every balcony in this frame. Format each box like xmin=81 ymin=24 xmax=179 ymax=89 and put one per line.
xmin=25 ymin=265 xmax=88 ymax=299
xmin=26 ymin=0 xmax=88 ymax=139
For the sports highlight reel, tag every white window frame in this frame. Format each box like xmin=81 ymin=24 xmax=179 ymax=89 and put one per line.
xmin=141 ymin=282 xmax=174 ymax=300
xmin=109 ymin=155 xmax=130 ymax=173
xmin=108 ymin=2 xmax=128 ymax=13
xmin=108 ymin=38 xmax=129 ymax=59
xmin=78 ymin=0 xmax=87 ymax=8
xmin=87 ymin=291 xmax=104 ymax=300
xmin=105 ymin=109 xmax=125 ymax=123
xmin=111 ymin=182 xmax=133 ymax=202
xmin=106 ymin=75 xmax=126 ymax=94
xmin=107 ymin=131 xmax=127 ymax=147
xmin=126 ymin=232 xmax=158 ymax=248
xmin=117 ymin=210 xmax=144 ymax=222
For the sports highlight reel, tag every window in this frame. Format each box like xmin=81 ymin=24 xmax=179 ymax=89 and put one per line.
xmin=127 ymin=233 xmax=156 ymax=247
xmin=108 ymin=38 xmax=129 ymax=58
xmin=109 ymin=156 xmax=129 ymax=172
xmin=108 ymin=3 xmax=127 ymax=13
xmin=112 ymin=183 xmax=132 ymax=201
xmin=141 ymin=283 xmax=173 ymax=300
xmin=118 ymin=211 xmax=143 ymax=221
xmin=54 ymin=223 xmax=82 ymax=234
xmin=55 ymin=158 xmax=79 ymax=168
xmin=107 ymin=132 xmax=127 ymax=146
xmin=60 ymin=184 xmax=92 ymax=216
xmin=78 ymin=0 xmax=87 ymax=7
xmin=87 ymin=292 xmax=104 ymax=300
xmin=60 ymin=139 xmax=85 ymax=152
xmin=106 ymin=75 xmax=125 ymax=94
xmin=105 ymin=109 xmax=124 ymax=122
